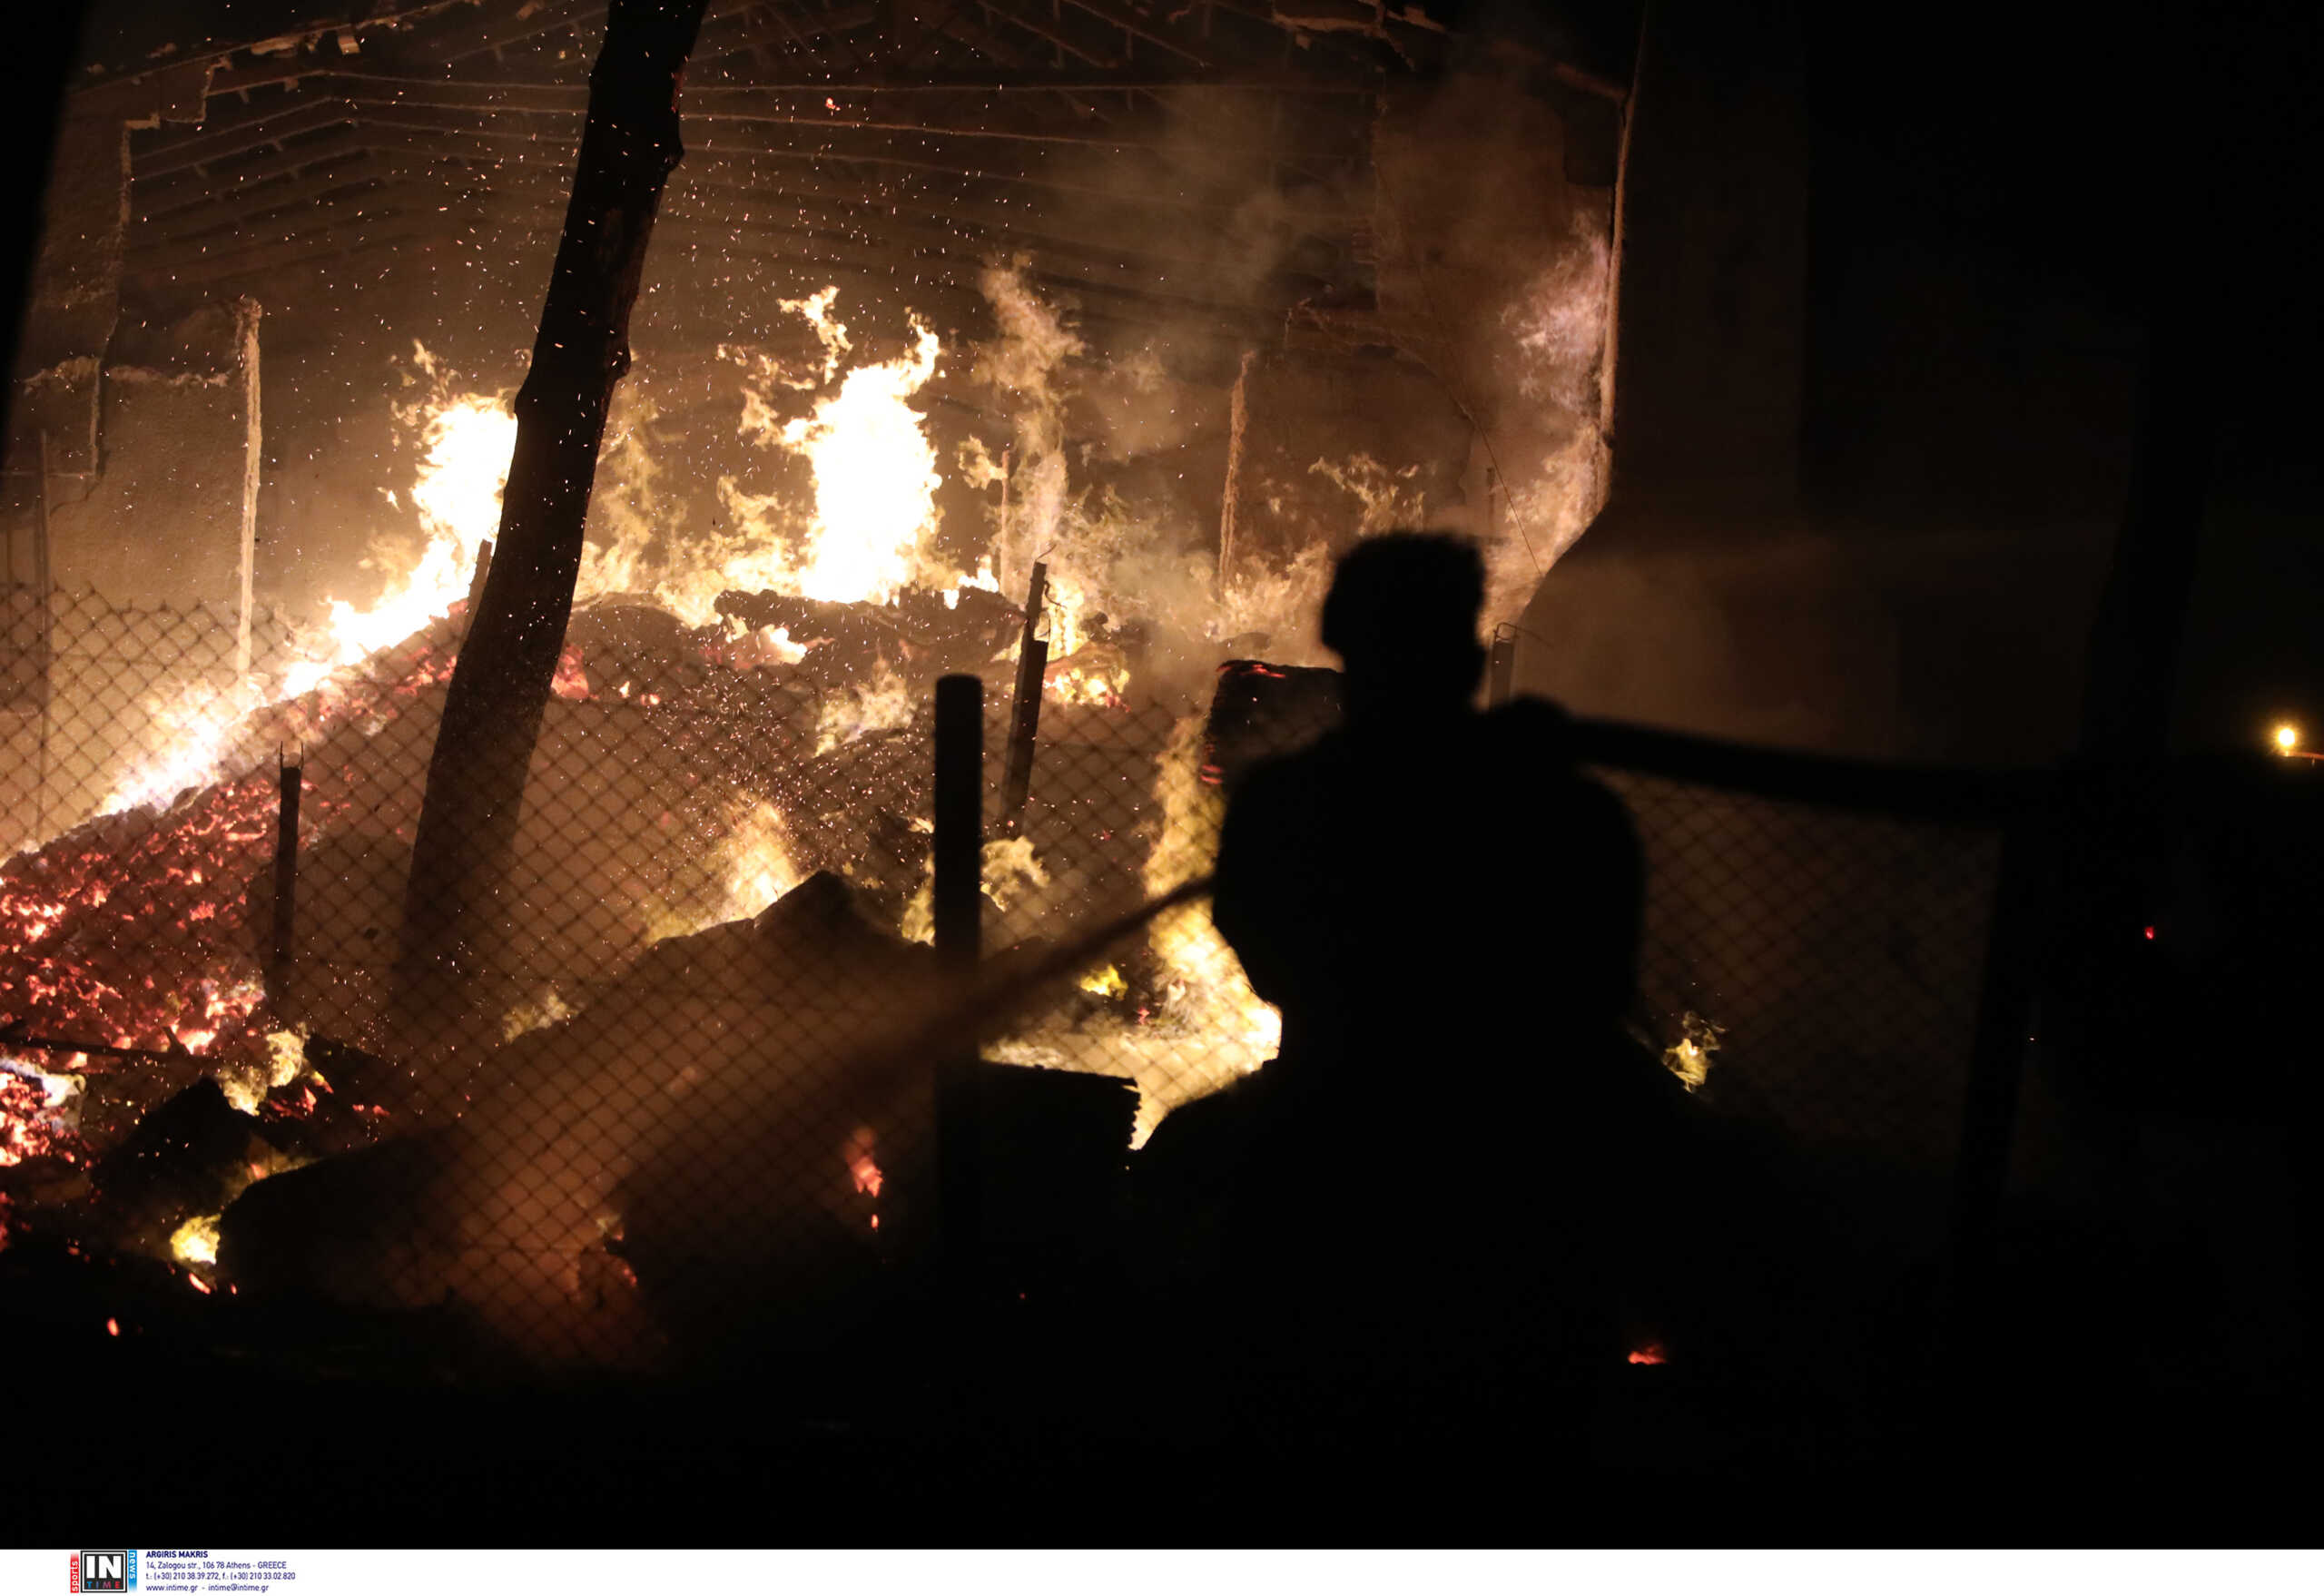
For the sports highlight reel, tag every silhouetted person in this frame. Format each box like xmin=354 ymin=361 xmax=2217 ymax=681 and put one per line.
xmin=1182 ymin=533 xmax=1669 ymax=1442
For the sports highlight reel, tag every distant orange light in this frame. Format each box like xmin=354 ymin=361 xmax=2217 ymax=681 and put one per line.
xmin=2275 ymin=723 xmax=2299 ymax=754
xmin=1627 ymin=1342 xmax=1667 ymax=1365
xmin=2144 ymin=926 xmax=2156 ymax=941
xmin=104 ymin=1317 xmax=118 ymax=1337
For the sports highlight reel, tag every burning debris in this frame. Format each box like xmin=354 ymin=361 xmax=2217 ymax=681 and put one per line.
xmin=712 ymin=584 xmax=1022 ymax=692
xmin=0 ymin=252 xmax=1517 ymax=1352
xmin=219 ymin=872 xmax=943 ymax=1368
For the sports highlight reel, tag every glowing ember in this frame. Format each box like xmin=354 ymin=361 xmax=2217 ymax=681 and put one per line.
xmin=218 ymin=1029 xmax=309 ymax=1115
xmin=1 ymin=1062 xmax=82 ymax=1167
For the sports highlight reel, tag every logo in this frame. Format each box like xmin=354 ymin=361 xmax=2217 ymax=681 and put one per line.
xmin=72 ymin=1552 xmax=135 ymax=1593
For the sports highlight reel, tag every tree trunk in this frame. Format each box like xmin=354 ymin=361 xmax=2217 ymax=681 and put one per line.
xmin=392 ymin=0 xmax=710 ymax=1081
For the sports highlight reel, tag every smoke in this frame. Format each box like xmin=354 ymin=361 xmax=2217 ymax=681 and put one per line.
xmin=971 ymin=257 xmax=1082 ymax=596
xmin=1492 ymin=210 xmax=1614 ymax=576
xmin=968 ymin=261 xmax=1303 ymax=680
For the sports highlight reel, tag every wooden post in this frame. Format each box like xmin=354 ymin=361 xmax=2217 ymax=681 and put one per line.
xmin=271 ymin=751 xmax=301 ymax=982
xmin=933 ymin=672 xmax=984 ymax=1294
xmin=1000 ymin=560 xmax=1048 ymax=832
xmin=393 ymin=0 xmax=711 ymax=1067
xmin=933 ymin=673 xmax=984 ymax=969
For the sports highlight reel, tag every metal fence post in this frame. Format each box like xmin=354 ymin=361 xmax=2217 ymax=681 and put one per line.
xmin=271 ymin=750 xmax=302 ymax=983
xmin=1942 ymin=810 xmax=2045 ymax=1380
xmin=933 ymin=673 xmax=984 ymax=1296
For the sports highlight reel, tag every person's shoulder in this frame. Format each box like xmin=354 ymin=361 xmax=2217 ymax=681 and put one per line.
xmin=1474 ymin=695 xmax=1579 ymax=773
xmin=1481 ymin=694 xmax=1577 ymax=743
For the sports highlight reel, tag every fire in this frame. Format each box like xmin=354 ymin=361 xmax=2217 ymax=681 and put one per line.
xmin=898 ymin=834 xmax=1050 ymax=945
xmin=719 ymin=802 xmax=802 ymax=920
xmin=1080 ymin=964 xmax=1128 ymax=999
xmin=91 ymin=366 xmax=515 ymax=821
xmin=644 ymin=799 xmax=802 ymax=942
xmin=1627 ymin=1342 xmax=1669 ymax=1365
xmin=500 ymin=985 xmax=575 ymax=1042
xmin=778 ymin=321 xmax=944 ymax=604
xmin=1661 ymin=1011 xmax=1724 ymax=1093
xmin=98 ymin=681 xmax=263 ymax=817
xmin=291 ymin=393 xmax=516 ymax=696
xmin=171 ymin=1213 xmax=221 ymax=1266
xmin=845 ymin=1126 xmax=882 ymax=1199
xmin=813 ymin=662 xmax=916 ymax=756
xmin=1 ymin=1058 xmax=84 ymax=1167
xmin=1045 ymin=661 xmax=1130 ymax=709
xmin=992 ymin=714 xmax=1282 ymax=1148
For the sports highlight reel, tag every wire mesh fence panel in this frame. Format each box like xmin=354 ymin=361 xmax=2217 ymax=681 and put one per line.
xmin=1600 ymin=767 xmax=2004 ymax=1170
xmin=4 ymin=586 xmax=2018 ymax=1373
xmin=2 ymin=586 xmax=301 ymax=854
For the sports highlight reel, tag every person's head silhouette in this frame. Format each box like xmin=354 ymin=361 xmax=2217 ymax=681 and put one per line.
xmin=1320 ymin=532 xmax=1488 ymax=726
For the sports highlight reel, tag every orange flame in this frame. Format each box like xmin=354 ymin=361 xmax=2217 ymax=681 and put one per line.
xmin=846 ymin=1127 xmax=883 ymax=1199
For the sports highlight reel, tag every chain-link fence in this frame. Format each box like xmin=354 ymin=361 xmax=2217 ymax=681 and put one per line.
xmin=2 ymin=583 xmax=2031 ymax=1376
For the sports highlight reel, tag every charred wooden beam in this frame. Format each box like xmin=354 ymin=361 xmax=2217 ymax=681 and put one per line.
xmin=133 ymin=96 xmax=356 ymax=181
xmin=393 ymin=0 xmax=714 ymax=1069
xmin=977 ymin=0 xmax=1122 ymax=70
xmin=1000 ymin=560 xmax=1049 ymax=832
xmin=1059 ymin=0 xmax=1213 ymax=65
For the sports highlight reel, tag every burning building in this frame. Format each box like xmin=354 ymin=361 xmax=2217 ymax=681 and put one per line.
xmin=0 ymin=0 xmax=1630 ymax=1367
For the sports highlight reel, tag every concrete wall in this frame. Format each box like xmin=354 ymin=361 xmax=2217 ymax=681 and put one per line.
xmin=1514 ymin=0 xmax=2125 ymax=766
xmin=1607 ymin=0 xmax=1807 ymax=520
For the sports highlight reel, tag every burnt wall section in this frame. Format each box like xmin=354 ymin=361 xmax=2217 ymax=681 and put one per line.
xmin=0 ymin=298 xmax=269 ymax=851
xmin=1217 ymin=348 xmax=1472 ymax=601
xmin=8 ymin=68 xmax=215 ymax=480
xmin=1368 ymin=64 xmax=1618 ymax=584
xmin=1210 ymin=58 xmax=1621 ymax=642
xmin=48 ymin=303 xmax=263 ymax=616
